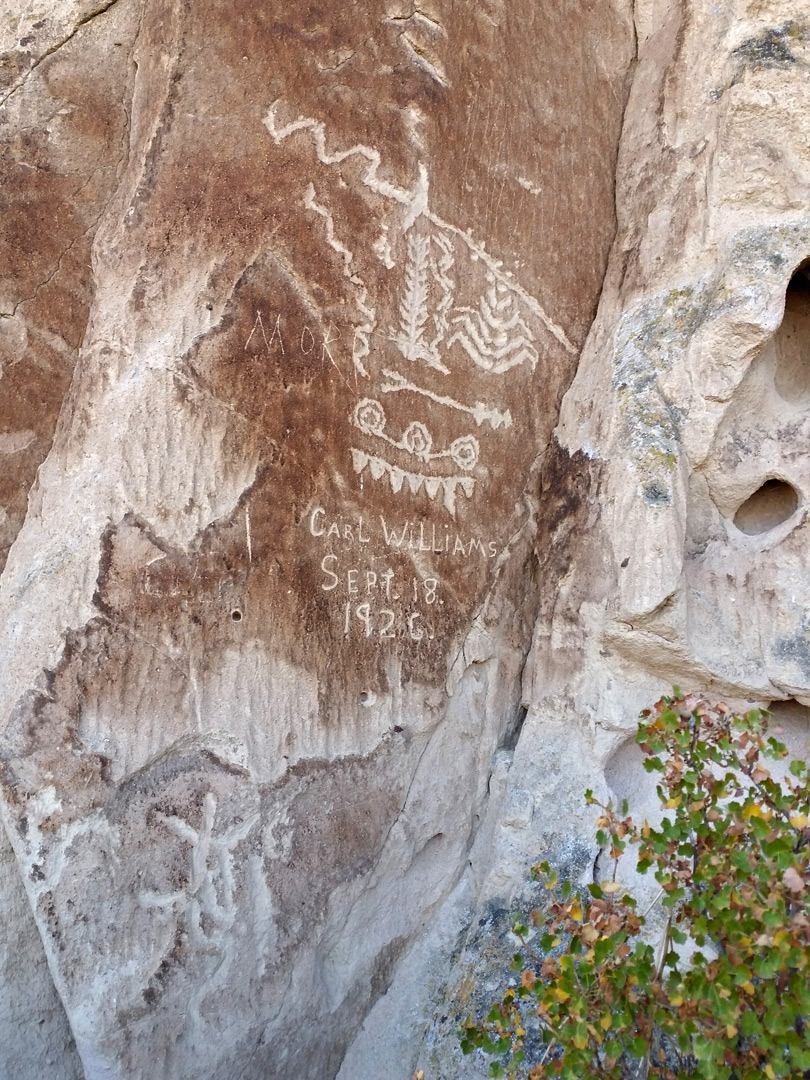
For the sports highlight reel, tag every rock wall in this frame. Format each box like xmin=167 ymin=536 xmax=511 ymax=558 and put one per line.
xmin=359 ymin=1 xmax=810 ymax=1077
xmin=6 ymin=0 xmax=809 ymax=1077
xmin=0 ymin=2 xmax=632 ymax=1077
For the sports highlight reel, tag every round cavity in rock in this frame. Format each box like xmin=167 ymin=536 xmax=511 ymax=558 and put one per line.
xmin=231 ymin=609 xmax=243 ymax=622
xmin=733 ymin=479 xmax=799 ymax=535
xmin=359 ymin=690 xmax=376 ymax=706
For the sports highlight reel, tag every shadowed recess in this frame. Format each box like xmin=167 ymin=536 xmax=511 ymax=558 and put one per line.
xmin=774 ymin=267 xmax=810 ymax=403
xmin=733 ymin=478 xmax=799 ymax=535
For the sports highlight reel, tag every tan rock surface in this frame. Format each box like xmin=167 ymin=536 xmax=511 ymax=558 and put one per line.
xmin=349 ymin=3 xmax=810 ymax=1077
xmin=0 ymin=2 xmax=632 ymax=1077
xmin=14 ymin=0 xmax=810 ymax=1076
xmin=0 ymin=826 xmax=83 ymax=1080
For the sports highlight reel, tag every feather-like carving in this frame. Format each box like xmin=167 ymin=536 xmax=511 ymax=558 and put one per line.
xmin=395 ymin=233 xmax=449 ymax=373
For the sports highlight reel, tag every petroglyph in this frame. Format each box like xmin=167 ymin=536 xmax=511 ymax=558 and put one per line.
xmin=448 ymin=273 xmax=539 ymax=374
xmin=303 ymin=184 xmax=376 ymax=378
xmin=351 ymin=448 xmax=475 ymax=514
xmin=379 ymin=369 xmax=512 ymax=429
xmin=352 ymin=398 xmax=479 ymax=470
xmin=140 ymin=793 xmax=260 ymax=948
xmin=265 ymin=100 xmax=572 ymax=510
xmin=395 ymin=233 xmax=450 ymax=373
xmin=430 ymin=233 xmax=455 ymax=347
xmin=264 ymin=102 xmax=418 ymax=207
xmin=264 ymin=100 xmax=575 ymax=353
xmin=373 ymin=227 xmax=395 ymax=268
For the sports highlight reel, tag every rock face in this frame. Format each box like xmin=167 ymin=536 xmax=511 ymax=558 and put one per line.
xmin=0 ymin=1 xmax=633 ymax=1077
xmin=369 ymin=3 xmax=810 ymax=1077
xmin=6 ymin=0 xmax=809 ymax=1077
xmin=0 ymin=826 xmax=83 ymax=1080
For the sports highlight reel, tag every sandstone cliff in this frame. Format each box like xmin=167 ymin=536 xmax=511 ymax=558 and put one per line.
xmin=1 ymin=2 xmax=807 ymax=1078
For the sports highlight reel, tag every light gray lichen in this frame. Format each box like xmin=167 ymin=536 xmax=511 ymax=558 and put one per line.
xmin=614 ymin=219 xmax=810 ymax=505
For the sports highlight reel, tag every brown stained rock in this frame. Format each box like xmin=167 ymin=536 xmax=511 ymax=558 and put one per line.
xmin=0 ymin=1 xmax=633 ymax=1077
xmin=0 ymin=0 xmax=139 ymax=571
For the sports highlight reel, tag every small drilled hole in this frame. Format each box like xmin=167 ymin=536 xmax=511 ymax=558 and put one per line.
xmin=359 ymin=691 xmax=376 ymax=706
xmin=733 ymin=479 xmax=799 ymax=535
xmin=231 ymin=609 xmax=243 ymax=622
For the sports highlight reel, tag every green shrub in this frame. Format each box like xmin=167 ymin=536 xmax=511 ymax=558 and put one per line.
xmin=459 ymin=691 xmax=810 ymax=1079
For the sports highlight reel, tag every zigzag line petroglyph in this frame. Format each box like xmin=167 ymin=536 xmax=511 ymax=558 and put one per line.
xmin=380 ymin=369 xmax=512 ymax=430
xmin=265 ymin=102 xmax=414 ymax=205
xmin=449 ymin=274 xmax=539 ymax=374
xmin=304 ymin=183 xmax=376 ymax=378
xmin=430 ymin=232 xmax=455 ymax=350
xmin=264 ymin=100 xmax=575 ymax=353
xmin=351 ymin=448 xmax=475 ymax=515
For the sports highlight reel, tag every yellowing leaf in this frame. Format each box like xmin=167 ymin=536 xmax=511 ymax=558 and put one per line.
xmin=555 ymin=988 xmax=570 ymax=1002
xmin=741 ymin=980 xmax=755 ymax=995
xmin=743 ymin=803 xmax=772 ymax=821
xmin=666 ymin=796 xmax=683 ymax=809
xmin=726 ymin=1025 xmax=738 ymax=1039
xmin=765 ymin=1065 xmax=776 ymax=1080
xmin=601 ymin=880 xmax=623 ymax=895
xmin=600 ymin=1013 xmax=613 ymax=1031
xmin=573 ymin=1032 xmax=589 ymax=1050
xmin=790 ymin=814 xmax=809 ymax=829
xmin=570 ymin=899 xmax=583 ymax=922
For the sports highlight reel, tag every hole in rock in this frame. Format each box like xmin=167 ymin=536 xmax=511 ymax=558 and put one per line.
xmin=764 ymin=700 xmax=810 ymax=766
xmin=774 ymin=268 xmax=810 ymax=403
xmin=605 ymin=738 xmax=661 ymax=823
xmin=231 ymin=609 xmax=243 ymax=622
xmin=500 ymin=705 xmax=528 ymax=752
xmin=359 ymin=690 xmax=376 ymax=706
xmin=732 ymin=478 xmax=799 ymax=535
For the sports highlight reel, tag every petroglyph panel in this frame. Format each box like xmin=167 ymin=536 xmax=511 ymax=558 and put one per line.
xmin=0 ymin=1 xmax=633 ymax=1077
